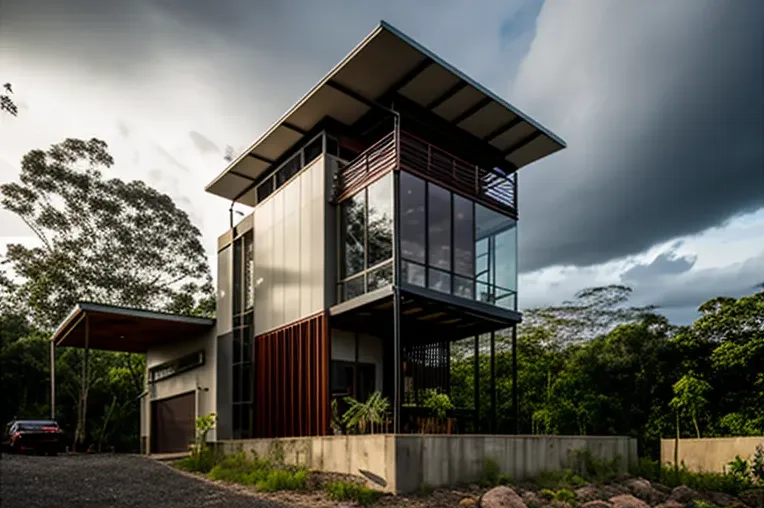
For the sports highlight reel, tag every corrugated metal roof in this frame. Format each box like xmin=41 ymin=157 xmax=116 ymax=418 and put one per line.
xmin=205 ymin=20 xmax=565 ymax=205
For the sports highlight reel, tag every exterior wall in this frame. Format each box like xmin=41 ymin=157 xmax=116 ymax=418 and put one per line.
xmin=661 ymin=437 xmax=764 ymax=473
xmin=331 ymin=329 xmax=384 ymax=392
xmin=143 ymin=329 xmax=217 ymax=450
xmin=253 ymin=155 xmax=327 ymax=336
xmin=213 ymin=434 xmax=637 ymax=494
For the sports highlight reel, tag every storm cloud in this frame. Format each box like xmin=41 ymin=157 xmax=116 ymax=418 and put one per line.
xmin=513 ymin=0 xmax=764 ymax=272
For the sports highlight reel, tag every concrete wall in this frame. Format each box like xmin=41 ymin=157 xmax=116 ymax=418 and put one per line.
xmin=331 ymin=329 xmax=384 ymax=392
xmin=216 ymin=244 xmax=233 ymax=336
xmin=214 ymin=434 xmax=637 ymax=494
xmin=661 ymin=437 xmax=764 ymax=473
xmin=143 ymin=329 xmax=218 ymax=447
xmin=253 ymin=155 xmax=327 ymax=336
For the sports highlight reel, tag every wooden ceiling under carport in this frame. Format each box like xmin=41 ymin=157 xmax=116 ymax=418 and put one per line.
xmin=205 ymin=21 xmax=566 ymax=206
xmin=51 ymin=302 xmax=215 ymax=354
xmin=329 ymin=285 xmax=519 ymax=345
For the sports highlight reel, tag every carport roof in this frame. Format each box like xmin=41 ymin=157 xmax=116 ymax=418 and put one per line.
xmin=205 ymin=20 xmax=566 ymax=206
xmin=51 ymin=302 xmax=215 ymax=353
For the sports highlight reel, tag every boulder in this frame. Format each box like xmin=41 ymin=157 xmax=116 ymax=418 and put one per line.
xmin=623 ymin=478 xmax=667 ymax=504
xmin=482 ymin=486 xmax=528 ymax=508
xmin=581 ymin=501 xmax=613 ymax=508
xmin=739 ymin=489 xmax=764 ymax=508
xmin=706 ymin=491 xmax=741 ymax=507
xmin=609 ymin=494 xmax=650 ymax=508
xmin=653 ymin=483 xmax=673 ymax=496
xmin=601 ymin=484 xmax=630 ymax=499
xmin=669 ymin=486 xmax=705 ymax=504
xmin=577 ymin=486 xmax=606 ymax=502
xmin=522 ymin=490 xmax=544 ymax=507
xmin=548 ymin=501 xmax=571 ymax=508
xmin=653 ymin=500 xmax=684 ymax=508
xmin=461 ymin=498 xmax=478 ymax=507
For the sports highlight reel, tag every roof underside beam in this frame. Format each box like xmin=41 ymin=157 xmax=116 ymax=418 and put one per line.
xmin=425 ymin=80 xmax=467 ymax=110
xmin=502 ymin=130 xmax=543 ymax=156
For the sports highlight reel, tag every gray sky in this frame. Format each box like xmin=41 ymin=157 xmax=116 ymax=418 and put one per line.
xmin=1 ymin=0 xmax=762 ymax=324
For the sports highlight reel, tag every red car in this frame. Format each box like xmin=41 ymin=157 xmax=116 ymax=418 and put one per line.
xmin=3 ymin=420 xmax=65 ymax=455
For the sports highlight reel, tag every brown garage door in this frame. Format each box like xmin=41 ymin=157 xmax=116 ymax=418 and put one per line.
xmin=151 ymin=391 xmax=195 ymax=453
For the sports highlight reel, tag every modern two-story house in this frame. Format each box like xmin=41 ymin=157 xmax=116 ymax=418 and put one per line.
xmin=52 ymin=23 xmax=594 ymax=479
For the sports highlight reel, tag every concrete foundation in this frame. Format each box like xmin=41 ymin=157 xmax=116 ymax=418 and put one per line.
xmin=214 ymin=434 xmax=638 ymax=493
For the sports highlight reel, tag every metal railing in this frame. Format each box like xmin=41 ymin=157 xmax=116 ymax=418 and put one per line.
xmin=333 ymin=130 xmax=517 ymax=217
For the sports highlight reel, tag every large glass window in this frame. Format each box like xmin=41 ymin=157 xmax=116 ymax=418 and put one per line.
xmin=428 ymin=183 xmax=451 ymax=271
xmin=398 ymin=172 xmax=517 ymax=310
xmin=341 ymin=191 xmax=365 ymax=278
xmin=232 ymin=231 xmax=254 ymax=438
xmin=338 ymin=174 xmax=393 ymax=301
xmin=400 ymin=171 xmax=425 ymax=264
xmin=475 ymin=204 xmax=517 ymax=310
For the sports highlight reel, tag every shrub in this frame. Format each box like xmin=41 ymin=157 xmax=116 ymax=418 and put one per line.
xmin=539 ymin=488 xmax=556 ymax=500
xmin=256 ymin=468 xmax=308 ymax=492
xmin=175 ymin=446 xmax=220 ymax=474
xmin=631 ymin=457 xmax=754 ymax=496
xmin=535 ymin=471 xmax=565 ymax=490
xmin=325 ymin=481 xmax=381 ymax=506
xmin=554 ymin=489 xmax=577 ymax=504
xmin=568 ymin=449 xmax=620 ymax=483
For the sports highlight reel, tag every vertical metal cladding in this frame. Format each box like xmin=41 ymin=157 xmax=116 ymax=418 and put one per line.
xmin=254 ymin=312 xmax=329 ymax=437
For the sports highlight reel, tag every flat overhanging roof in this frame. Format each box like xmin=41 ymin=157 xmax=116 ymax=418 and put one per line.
xmin=206 ymin=20 xmax=566 ymax=206
xmin=51 ymin=302 xmax=215 ymax=353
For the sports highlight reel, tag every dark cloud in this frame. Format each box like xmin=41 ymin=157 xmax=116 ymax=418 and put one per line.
xmin=621 ymin=248 xmax=697 ymax=282
xmin=514 ymin=0 xmax=764 ymax=272
xmin=189 ymin=131 xmax=219 ymax=155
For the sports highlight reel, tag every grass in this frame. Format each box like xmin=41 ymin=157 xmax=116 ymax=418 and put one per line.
xmin=207 ymin=452 xmax=309 ymax=492
xmin=325 ymin=480 xmax=382 ymax=506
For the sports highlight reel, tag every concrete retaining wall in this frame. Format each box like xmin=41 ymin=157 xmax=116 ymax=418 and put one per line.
xmin=214 ymin=434 xmax=637 ymax=494
xmin=661 ymin=437 xmax=764 ymax=473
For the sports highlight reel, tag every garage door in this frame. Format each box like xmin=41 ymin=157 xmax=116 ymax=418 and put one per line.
xmin=151 ymin=391 xmax=195 ymax=453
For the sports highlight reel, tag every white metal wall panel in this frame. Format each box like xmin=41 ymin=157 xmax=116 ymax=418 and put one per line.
xmin=216 ymin=246 xmax=233 ymax=335
xmin=253 ymin=156 xmax=326 ymax=336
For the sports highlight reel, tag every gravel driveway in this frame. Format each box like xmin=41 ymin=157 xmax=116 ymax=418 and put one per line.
xmin=0 ymin=453 xmax=287 ymax=508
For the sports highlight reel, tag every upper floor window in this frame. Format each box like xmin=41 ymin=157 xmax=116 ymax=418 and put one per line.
xmin=338 ymin=173 xmax=393 ymax=302
xmin=399 ymin=171 xmax=517 ymax=310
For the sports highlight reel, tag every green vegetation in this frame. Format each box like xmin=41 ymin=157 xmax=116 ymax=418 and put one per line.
xmin=421 ymin=389 xmax=454 ymax=421
xmin=0 ymin=138 xmax=213 ymax=451
xmin=631 ymin=457 xmax=757 ymax=496
xmin=325 ymin=480 xmax=382 ymax=505
xmin=479 ymin=457 xmax=513 ymax=487
xmin=553 ymin=488 xmax=576 ymax=504
xmin=206 ymin=452 xmax=308 ymax=492
xmin=176 ymin=413 xmax=219 ymax=473
xmin=450 ymin=287 xmax=763 ymax=458
xmin=341 ymin=391 xmax=390 ymax=434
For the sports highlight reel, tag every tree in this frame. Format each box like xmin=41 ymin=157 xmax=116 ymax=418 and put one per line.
xmin=670 ymin=372 xmax=712 ymax=438
xmin=1 ymin=83 xmax=17 ymax=116
xmin=0 ymin=138 xmax=214 ymax=329
xmin=0 ymin=138 xmax=215 ymax=449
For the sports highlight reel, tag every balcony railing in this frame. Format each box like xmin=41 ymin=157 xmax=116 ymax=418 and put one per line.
xmin=333 ymin=130 xmax=517 ymax=217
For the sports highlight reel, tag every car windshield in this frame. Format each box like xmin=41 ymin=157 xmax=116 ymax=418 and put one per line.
xmin=16 ymin=421 xmax=58 ymax=431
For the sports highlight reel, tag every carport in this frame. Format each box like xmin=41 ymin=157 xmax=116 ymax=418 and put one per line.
xmin=49 ymin=302 xmax=215 ymax=452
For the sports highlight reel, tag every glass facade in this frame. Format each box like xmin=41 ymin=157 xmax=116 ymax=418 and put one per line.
xmin=231 ymin=231 xmax=254 ymax=438
xmin=399 ymin=172 xmax=517 ymax=310
xmin=338 ymin=174 xmax=394 ymax=301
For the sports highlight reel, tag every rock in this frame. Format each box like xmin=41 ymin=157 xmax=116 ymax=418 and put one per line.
xmin=669 ymin=486 xmax=705 ymax=504
xmin=623 ymin=478 xmax=667 ymax=504
xmin=609 ymin=494 xmax=649 ymax=508
xmin=706 ymin=491 xmax=741 ymax=507
xmin=739 ymin=489 xmax=764 ymax=508
xmin=548 ymin=501 xmax=571 ymax=508
xmin=482 ymin=486 xmax=528 ymax=508
xmin=461 ymin=498 xmax=478 ymax=507
xmin=522 ymin=490 xmax=544 ymax=507
xmin=653 ymin=483 xmax=672 ymax=496
xmin=581 ymin=501 xmax=613 ymax=508
xmin=576 ymin=486 xmax=605 ymax=502
xmin=653 ymin=501 xmax=684 ymax=508
xmin=601 ymin=484 xmax=630 ymax=499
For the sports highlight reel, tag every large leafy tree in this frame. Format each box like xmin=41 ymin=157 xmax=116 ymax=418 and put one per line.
xmin=1 ymin=138 xmax=213 ymax=328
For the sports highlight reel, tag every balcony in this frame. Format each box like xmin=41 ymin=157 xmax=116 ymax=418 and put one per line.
xmin=333 ymin=130 xmax=517 ymax=219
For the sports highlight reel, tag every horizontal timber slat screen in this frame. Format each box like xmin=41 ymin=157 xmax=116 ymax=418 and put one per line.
xmin=255 ymin=312 xmax=329 ymax=438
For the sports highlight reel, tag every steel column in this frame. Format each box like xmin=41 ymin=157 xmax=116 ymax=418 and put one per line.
xmin=490 ymin=330 xmax=496 ymax=433
xmin=512 ymin=324 xmax=519 ymax=434
xmin=474 ymin=334 xmax=480 ymax=433
xmin=50 ymin=340 xmax=56 ymax=420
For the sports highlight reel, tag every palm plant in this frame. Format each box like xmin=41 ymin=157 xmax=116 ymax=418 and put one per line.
xmin=342 ymin=392 xmax=390 ymax=434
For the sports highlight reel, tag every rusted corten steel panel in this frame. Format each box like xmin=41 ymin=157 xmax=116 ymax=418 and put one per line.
xmin=254 ymin=312 xmax=330 ymax=438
